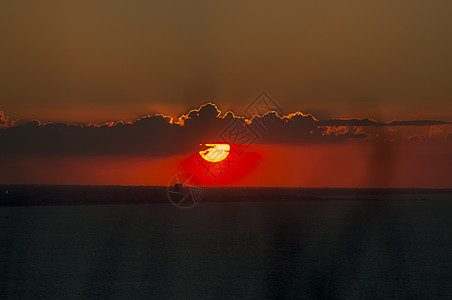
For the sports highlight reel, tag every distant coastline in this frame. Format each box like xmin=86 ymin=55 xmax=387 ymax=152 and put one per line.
xmin=1 ymin=185 xmax=451 ymax=207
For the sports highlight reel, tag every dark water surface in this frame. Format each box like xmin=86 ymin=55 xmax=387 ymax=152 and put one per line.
xmin=1 ymin=195 xmax=451 ymax=299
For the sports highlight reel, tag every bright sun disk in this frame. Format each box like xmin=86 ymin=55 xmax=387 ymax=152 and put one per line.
xmin=199 ymin=144 xmax=230 ymax=162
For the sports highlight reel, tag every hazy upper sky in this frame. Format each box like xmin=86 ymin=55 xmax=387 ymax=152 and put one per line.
xmin=1 ymin=0 xmax=452 ymax=122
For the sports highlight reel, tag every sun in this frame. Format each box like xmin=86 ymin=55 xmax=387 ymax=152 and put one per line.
xmin=199 ymin=144 xmax=230 ymax=162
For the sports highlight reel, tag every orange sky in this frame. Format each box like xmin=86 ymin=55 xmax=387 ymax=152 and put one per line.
xmin=2 ymin=142 xmax=451 ymax=188
xmin=1 ymin=103 xmax=452 ymax=188
xmin=2 ymin=1 xmax=452 ymax=188
xmin=2 ymin=1 xmax=452 ymax=123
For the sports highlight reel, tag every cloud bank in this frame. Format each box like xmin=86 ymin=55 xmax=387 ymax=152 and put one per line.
xmin=0 ymin=104 xmax=450 ymax=156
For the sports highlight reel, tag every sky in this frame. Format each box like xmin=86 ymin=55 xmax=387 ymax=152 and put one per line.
xmin=1 ymin=1 xmax=452 ymax=187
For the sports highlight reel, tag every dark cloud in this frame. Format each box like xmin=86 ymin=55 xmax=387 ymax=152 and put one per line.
xmin=318 ymin=118 xmax=379 ymax=127
xmin=247 ymin=112 xmax=367 ymax=144
xmin=0 ymin=104 xmax=450 ymax=156
xmin=318 ymin=118 xmax=451 ymax=127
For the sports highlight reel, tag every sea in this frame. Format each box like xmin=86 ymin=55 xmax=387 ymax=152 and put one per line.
xmin=0 ymin=186 xmax=451 ymax=299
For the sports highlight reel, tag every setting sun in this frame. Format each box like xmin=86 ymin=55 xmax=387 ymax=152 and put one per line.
xmin=199 ymin=144 xmax=230 ymax=162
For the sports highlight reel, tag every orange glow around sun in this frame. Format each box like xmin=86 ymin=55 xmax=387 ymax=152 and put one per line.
xmin=199 ymin=144 xmax=230 ymax=162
